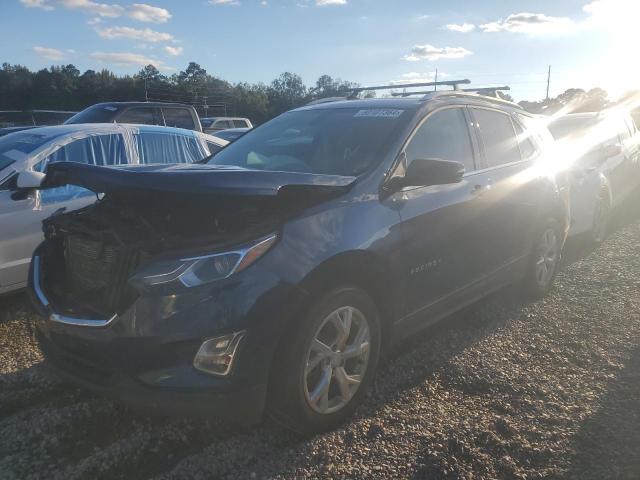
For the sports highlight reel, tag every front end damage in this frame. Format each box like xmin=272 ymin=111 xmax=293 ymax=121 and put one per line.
xmin=30 ymin=161 xmax=355 ymax=419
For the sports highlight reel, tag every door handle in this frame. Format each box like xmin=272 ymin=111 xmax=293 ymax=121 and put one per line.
xmin=471 ymin=183 xmax=491 ymax=195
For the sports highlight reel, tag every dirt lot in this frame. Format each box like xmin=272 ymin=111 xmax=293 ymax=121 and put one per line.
xmin=2 ymin=198 xmax=640 ymax=480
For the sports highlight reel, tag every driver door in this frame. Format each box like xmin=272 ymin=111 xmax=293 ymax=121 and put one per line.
xmin=393 ymin=106 xmax=488 ymax=322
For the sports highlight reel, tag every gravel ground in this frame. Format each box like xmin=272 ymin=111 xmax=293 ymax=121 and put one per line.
xmin=1 ymin=197 xmax=639 ymax=480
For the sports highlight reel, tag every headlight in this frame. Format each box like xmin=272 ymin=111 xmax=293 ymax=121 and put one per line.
xmin=135 ymin=233 xmax=277 ymax=288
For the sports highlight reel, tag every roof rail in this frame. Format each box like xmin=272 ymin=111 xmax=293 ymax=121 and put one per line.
xmin=391 ymin=85 xmax=511 ymax=99
xmin=306 ymin=96 xmax=349 ymax=106
xmin=347 ymin=79 xmax=471 ymax=99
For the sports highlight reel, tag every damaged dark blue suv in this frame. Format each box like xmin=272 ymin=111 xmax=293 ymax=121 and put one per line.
xmin=29 ymin=83 xmax=569 ymax=433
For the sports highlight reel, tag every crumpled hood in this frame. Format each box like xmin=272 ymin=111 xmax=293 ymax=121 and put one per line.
xmin=42 ymin=162 xmax=357 ymax=199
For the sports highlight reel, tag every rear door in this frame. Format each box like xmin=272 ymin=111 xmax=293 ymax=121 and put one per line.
xmin=468 ymin=107 xmax=540 ymax=280
xmin=394 ymin=106 xmax=488 ymax=319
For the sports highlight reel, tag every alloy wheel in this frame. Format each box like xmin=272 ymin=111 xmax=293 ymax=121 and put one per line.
xmin=535 ymin=228 xmax=559 ymax=289
xmin=303 ymin=306 xmax=371 ymax=415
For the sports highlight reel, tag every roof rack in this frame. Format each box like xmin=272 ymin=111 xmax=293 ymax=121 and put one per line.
xmin=392 ymin=85 xmax=511 ymax=98
xmin=347 ymin=79 xmax=471 ymax=99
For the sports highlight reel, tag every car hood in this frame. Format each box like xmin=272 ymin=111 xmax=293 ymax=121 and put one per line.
xmin=42 ymin=162 xmax=357 ymax=200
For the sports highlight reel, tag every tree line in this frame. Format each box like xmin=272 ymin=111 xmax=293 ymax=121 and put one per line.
xmin=0 ymin=62 xmax=357 ymax=124
xmin=0 ymin=61 xmax=615 ymax=124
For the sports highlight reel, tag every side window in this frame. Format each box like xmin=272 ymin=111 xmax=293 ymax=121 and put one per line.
xmin=512 ymin=119 xmax=538 ymax=160
xmin=404 ymin=108 xmax=475 ymax=172
xmin=206 ymin=141 xmax=223 ymax=155
xmin=163 ymin=108 xmax=195 ymax=130
xmin=134 ymin=132 xmax=205 ymax=164
xmin=36 ymin=134 xmax=127 ymax=204
xmin=117 ymin=107 xmax=159 ymax=125
xmin=233 ymin=119 xmax=248 ymax=128
xmin=472 ymin=108 xmax=521 ymax=167
xmin=214 ymin=120 xmax=233 ymax=130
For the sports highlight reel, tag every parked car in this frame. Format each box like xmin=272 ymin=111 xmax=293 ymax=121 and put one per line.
xmin=213 ymin=127 xmax=251 ymax=142
xmin=28 ymin=89 xmax=569 ymax=433
xmin=65 ymin=102 xmax=203 ymax=132
xmin=548 ymin=111 xmax=640 ymax=243
xmin=0 ymin=124 xmax=227 ymax=295
xmin=201 ymin=117 xmax=252 ymax=133
xmin=0 ymin=110 xmax=78 ymax=137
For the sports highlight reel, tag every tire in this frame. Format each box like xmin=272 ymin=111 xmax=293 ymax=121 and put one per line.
xmin=589 ymin=189 xmax=610 ymax=246
xmin=268 ymin=286 xmax=381 ymax=434
xmin=521 ymin=219 xmax=562 ymax=300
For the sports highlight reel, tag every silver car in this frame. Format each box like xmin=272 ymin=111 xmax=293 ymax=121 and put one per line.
xmin=549 ymin=111 xmax=640 ymax=243
xmin=0 ymin=123 xmax=227 ymax=294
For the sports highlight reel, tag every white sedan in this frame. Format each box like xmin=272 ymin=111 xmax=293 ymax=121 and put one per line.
xmin=0 ymin=123 xmax=227 ymax=294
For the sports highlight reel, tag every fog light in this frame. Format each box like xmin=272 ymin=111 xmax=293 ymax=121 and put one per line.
xmin=193 ymin=331 xmax=245 ymax=376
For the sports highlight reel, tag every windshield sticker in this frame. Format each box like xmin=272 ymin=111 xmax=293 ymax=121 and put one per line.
xmin=354 ymin=109 xmax=404 ymax=118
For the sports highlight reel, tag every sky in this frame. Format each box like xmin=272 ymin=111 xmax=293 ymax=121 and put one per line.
xmin=1 ymin=0 xmax=638 ymax=101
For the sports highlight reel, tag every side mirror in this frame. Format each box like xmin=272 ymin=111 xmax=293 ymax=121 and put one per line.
xmin=401 ymin=158 xmax=465 ymax=188
xmin=602 ymin=143 xmax=622 ymax=159
xmin=16 ymin=170 xmax=46 ymax=189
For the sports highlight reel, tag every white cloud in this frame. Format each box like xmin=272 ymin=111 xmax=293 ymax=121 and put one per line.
xmin=163 ymin=45 xmax=183 ymax=56
xmin=96 ymin=26 xmax=174 ymax=43
xmin=316 ymin=0 xmax=346 ymax=5
xmin=59 ymin=0 xmax=124 ymax=18
xmin=128 ymin=3 xmax=171 ymax=22
xmin=90 ymin=51 xmax=164 ymax=67
xmin=87 ymin=16 xmax=102 ymax=24
xmin=405 ymin=44 xmax=472 ymax=61
xmin=20 ymin=0 xmax=54 ymax=10
xmin=391 ymin=71 xmax=448 ymax=84
xmin=480 ymin=12 xmax=575 ymax=35
xmin=444 ymin=23 xmax=475 ymax=33
xmin=208 ymin=0 xmax=240 ymax=4
xmin=32 ymin=46 xmax=66 ymax=60
xmin=416 ymin=14 xmax=430 ymax=21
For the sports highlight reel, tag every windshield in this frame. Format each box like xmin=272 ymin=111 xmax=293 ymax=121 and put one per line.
xmin=65 ymin=104 xmax=117 ymax=124
xmin=207 ymin=108 xmax=407 ymax=176
xmin=0 ymin=130 xmax=58 ymax=171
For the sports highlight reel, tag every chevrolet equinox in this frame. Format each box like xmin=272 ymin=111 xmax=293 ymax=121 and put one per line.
xmin=28 ymin=86 xmax=569 ymax=433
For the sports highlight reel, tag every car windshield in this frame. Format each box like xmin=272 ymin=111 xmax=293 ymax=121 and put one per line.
xmin=207 ymin=107 xmax=408 ymax=176
xmin=0 ymin=130 xmax=59 ymax=171
xmin=200 ymin=118 xmax=215 ymax=128
xmin=65 ymin=104 xmax=117 ymax=124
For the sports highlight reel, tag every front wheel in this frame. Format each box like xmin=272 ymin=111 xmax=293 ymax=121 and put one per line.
xmin=268 ymin=287 xmax=381 ymax=434
xmin=521 ymin=220 xmax=562 ymax=299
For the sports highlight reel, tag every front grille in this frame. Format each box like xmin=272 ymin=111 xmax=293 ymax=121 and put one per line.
xmin=43 ymin=233 xmax=142 ymax=317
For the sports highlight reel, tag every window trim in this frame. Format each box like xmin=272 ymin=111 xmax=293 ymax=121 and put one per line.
xmin=386 ymin=105 xmax=480 ymax=185
xmin=468 ymin=106 xmax=531 ymax=173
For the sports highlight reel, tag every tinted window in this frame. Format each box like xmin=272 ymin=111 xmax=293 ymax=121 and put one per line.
xmin=513 ymin=120 xmax=538 ymax=160
xmin=65 ymin=104 xmax=118 ymax=124
xmin=214 ymin=120 xmax=233 ymax=129
xmin=208 ymin=108 xmax=408 ymax=176
xmin=163 ymin=108 xmax=195 ymax=130
xmin=207 ymin=141 xmax=223 ymax=155
xmin=118 ymin=107 xmax=158 ymax=125
xmin=473 ymin=109 xmax=521 ymax=167
xmin=233 ymin=119 xmax=248 ymax=128
xmin=404 ymin=108 xmax=475 ymax=172
xmin=201 ymin=118 xmax=215 ymax=128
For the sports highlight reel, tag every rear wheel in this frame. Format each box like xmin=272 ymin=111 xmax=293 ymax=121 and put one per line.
xmin=268 ymin=287 xmax=380 ymax=434
xmin=521 ymin=220 xmax=562 ymax=299
xmin=589 ymin=189 xmax=610 ymax=245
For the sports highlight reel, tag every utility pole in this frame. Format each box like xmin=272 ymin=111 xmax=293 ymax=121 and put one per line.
xmin=546 ymin=65 xmax=551 ymax=100
xmin=434 ymin=68 xmax=438 ymax=91
xmin=144 ymin=77 xmax=148 ymax=102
